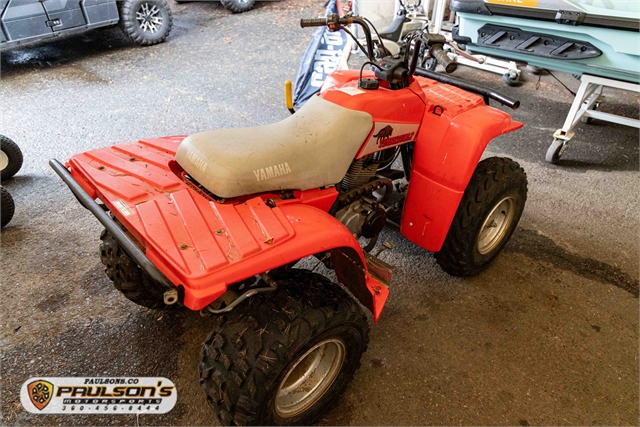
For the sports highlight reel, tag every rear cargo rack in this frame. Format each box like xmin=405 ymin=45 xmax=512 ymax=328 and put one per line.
xmin=49 ymin=159 xmax=177 ymax=293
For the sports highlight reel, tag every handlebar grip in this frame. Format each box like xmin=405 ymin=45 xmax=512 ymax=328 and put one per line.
xmin=431 ymin=45 xmax=457 ymax=74
xmin=300 ymin=18 xmax=327 ymax=28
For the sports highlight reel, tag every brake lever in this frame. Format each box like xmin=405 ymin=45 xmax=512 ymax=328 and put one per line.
xmin=448 ymin=41 xmax=485 ymax=64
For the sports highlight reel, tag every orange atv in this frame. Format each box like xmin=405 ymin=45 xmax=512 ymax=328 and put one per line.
xmin=51 ymin=15 xmax=526 ymax=426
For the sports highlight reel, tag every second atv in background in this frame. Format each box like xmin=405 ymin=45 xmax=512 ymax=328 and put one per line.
xmin=0 ymin=0 xmax=173 ymax=50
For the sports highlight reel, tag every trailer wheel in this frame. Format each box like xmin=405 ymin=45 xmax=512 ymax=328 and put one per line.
xmin=526 ymin=64 xmax=542 ymax=75
xmin=545 ymin=138 xmax=567 ymax=164
xmin=1 ymin=187 xmax=15 ymax=228
xmin=119 ymin=0 xmax=173 ymax=46
xmin=199 ymin=269 xmax=369 ymax=426
xmin=99 ymin=229 xmax=170 ymax=309
xmin=1 ymin=135 xmax=23 ymax=181
xmin=435 ymin=157 xmax=527 ymax=277
xmin=220 ymin=0 xmax=255 ymax=14
xmin=502 ymin=70 xmax=519 ymax=86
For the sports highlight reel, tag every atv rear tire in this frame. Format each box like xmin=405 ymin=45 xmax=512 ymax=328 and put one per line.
xmin=221 ymin=0 xmax=256 ymax=14
xmin=1 ymin=187 xmax=15 ymax=228
xmin=119 ymin=0 xmax=173 ymax=46
xmin=435 ymin=157 xmax=527 ymax=276
xmin=1 ymin=135 xmax=23 ymax=181
xmin=99 ymin=229 xmax=169 ymax=309
xmin=199 ymin=269 xmax=369 ymax=426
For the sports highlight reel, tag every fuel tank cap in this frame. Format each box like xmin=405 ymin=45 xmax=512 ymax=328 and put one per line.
xmin=359 ymin=78 xmax=379 ymax=90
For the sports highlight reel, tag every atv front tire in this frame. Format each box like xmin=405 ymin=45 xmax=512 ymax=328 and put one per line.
xmin=199 ymin=269 xmax=369 ymax=426
xmin=1 ymin=187 xmax=15 ymax=228
xmin=435 ymin=157 xmax=527 ymax=276
xmin=119 ymin=0 xmax=173 ymax=46
xmin=99 ymin=229 xmax=169 ymax=309
xmin=221 ymin=0 xmax=256 ymax=14
xmin=1 ymin=135 xmax=23 ymax=181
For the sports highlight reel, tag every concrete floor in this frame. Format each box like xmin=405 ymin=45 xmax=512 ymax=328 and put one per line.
xmin=1 ymin=1 xmax=638 ymax=425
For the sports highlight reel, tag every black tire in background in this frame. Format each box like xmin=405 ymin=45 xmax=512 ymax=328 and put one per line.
xmin=119 ymin=0 xmax=173 ymax=46
xmin=99 ymin=229 xmax=170 ymax=309
xmin=221 ymin=0 xmax=256 ymax=14
xmin=1 ymin=187 xmax=15 ymax=228
xmin=199 ymin=269 xmax=369 ymax=426
xmin=435 ymin=157 xmax=527 ymax=277
xmin=0 ymin=135 xmax=23 ymax=181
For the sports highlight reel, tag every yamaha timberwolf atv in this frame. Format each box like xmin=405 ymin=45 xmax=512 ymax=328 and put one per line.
xmin=51 ymin=14 xmax=527 ymax=426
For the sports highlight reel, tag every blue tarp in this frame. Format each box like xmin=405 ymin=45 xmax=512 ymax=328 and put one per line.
xmin=292 ymin=0 xmax=351 ymax=109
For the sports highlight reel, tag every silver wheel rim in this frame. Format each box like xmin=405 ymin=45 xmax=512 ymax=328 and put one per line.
xmin=477 ymin=196 xmax=516 ymax=255
xmin=0 ymin=151 xmax=8 ymax=172
xmin=275 ymin=338 xmax=346 ymax=418
xmin=136 ymin=3 xmax=163 ymax=33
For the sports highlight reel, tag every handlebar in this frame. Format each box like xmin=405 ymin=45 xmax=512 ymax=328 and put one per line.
xmin=299 ymin=18 xmax=327 ymax=28
xmin=298 ymin=14 xmax=518 ymax=108
xmin=300 ymin=15 xmax=375 ymax=61
xmin=429 ymin=44 xmax=457 ymax=74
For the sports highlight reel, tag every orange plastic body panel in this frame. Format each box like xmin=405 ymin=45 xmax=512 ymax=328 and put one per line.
xmin=321 ymin=70 xmax=425 ymax=158
xmin=400 ymin=78 xmax=523 ymax=251
xmin=322 ymin=71 xmax=522 ymax=252
xmin=67 ymin=137 xmax=388 ymax=321
xmin=321 ymin=70 xmax=426 ymax=124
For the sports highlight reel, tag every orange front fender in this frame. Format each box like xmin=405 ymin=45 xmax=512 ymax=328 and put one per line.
xmin=401 ymin=104 xmax=523 ymax=252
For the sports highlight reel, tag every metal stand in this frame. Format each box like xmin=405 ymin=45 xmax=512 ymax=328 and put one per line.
xmin=427 ymin=0 xmax=455 ymax=33
xmin=427 ymin=0 xmax=520 ymax=85
xmin=447 ymin=52 xmax=521 ymax=85
xmin=546 ymin=74 xmax=640 ymax=164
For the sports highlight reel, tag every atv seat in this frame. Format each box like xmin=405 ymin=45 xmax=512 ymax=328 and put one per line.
xmin=176 ymin=95 xmax=373 ymax=198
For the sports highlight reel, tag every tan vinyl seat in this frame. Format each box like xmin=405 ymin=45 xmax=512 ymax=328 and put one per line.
xmin=176 ymin=95 xmax=374 ymax=198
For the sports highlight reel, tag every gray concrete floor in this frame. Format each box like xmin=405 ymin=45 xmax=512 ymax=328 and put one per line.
xmin=1 ymin=1 xmax=638 ymax=425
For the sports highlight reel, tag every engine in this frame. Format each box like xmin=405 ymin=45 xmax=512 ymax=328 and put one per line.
xmin=335 ymin=156 xmax=392 ymax=245
xmin=335 ymin=198 xmax=386 ymax=239
xmin=340 ymin=156 xmax=379 ymax=192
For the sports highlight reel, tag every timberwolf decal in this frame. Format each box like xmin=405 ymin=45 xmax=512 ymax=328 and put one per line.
xmin=373 ymin=125 xmax=394 ymax=142
xmin=374 ymin=125 xmax=415 ymax=149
